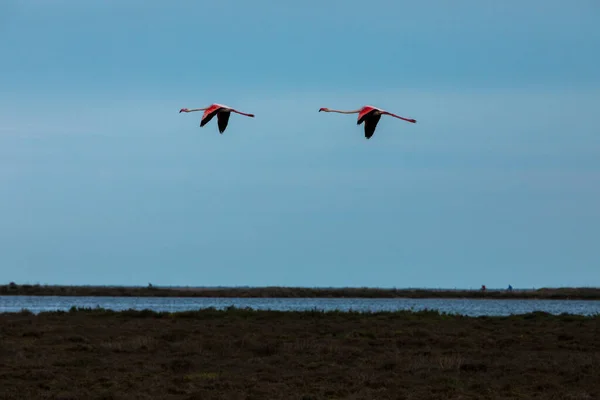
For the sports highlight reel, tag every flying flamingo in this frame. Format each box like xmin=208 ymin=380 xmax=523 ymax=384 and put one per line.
xmin=179 ymin=103 xmax=255 ymax=133
xmin=318 ymin=105 xmax=416 ymax=139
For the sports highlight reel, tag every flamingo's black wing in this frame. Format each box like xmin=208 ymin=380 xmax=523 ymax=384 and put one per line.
xmin=200 ymin=109 xmax=220 ymax=127
xmin=357 ymin=108 xmax=377 ymax=125
xmin=217 ymin=111 xmax=231 ymax=133
xmin=364 ymin=114 xmax=381 ymax=139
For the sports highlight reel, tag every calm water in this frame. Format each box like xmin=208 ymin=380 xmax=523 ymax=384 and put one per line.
xmin=1 ymin=296 xmax=600 ymax=316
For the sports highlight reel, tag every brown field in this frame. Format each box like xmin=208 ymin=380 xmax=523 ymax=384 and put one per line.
xmin=0 ymin=307 xmax=598 ymax=399
xmin=2 ymin=283 xmax=600 ymax=300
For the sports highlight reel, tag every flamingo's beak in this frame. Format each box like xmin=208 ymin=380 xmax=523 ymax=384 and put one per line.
xmin=179 ymin=108 xmax=188 ymax=113
xmin=318 ymin=108 xmax=326 ymax=112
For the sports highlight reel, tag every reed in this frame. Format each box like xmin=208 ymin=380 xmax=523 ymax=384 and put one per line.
xmin=0 ymin=307 xmax=598 ymax=399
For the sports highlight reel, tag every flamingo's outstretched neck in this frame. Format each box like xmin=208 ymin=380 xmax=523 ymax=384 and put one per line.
xmin=231 ymin=110 xmax=255 ymax=118
xmin=319 ymin=108 xmax=361 ymax=114
xmin=179 ymin=107 xmax=208 ymax=113
xmin=382 ymin=111 xmax=416 ymax=123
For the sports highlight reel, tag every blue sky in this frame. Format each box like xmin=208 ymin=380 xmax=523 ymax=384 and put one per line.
xmin=1 ymin=1 xmax=599 ymax=288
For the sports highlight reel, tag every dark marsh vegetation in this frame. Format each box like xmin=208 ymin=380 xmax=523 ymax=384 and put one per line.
xmin=0 ymin=307 xmax=598 ymax=399
xmin=2 ymin=283 xmax=600 ymax=300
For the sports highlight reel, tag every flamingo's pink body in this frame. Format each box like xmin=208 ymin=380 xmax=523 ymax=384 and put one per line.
xmin=319 ymin=105 xmax=416 ymax=139
xmin=357 ymin=105 xmax=380 ymax=122
xmin=179 ymin=103 xmax=255 ymax=133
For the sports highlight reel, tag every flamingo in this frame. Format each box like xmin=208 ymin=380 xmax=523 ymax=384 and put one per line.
xmin=318 ymin=105 xmax=416 ymax=139
xmin=179 ymin=103 xmax=255 ymax=133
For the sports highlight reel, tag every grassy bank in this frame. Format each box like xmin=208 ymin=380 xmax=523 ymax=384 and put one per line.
xmin=0 ymin=307 xmax=598 ymax=399
xmin=2 ymin=283 xmax=600 ymax=300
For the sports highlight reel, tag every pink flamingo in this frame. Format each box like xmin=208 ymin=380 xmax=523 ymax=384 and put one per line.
xmin=179 ymin=103 xmax=255 ymax=133
xmin=319 ymin=105 xmax=416 ymax=139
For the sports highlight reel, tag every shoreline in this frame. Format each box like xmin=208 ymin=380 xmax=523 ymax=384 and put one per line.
xmin=2 ymin=284 xmax=600 ymax=300
xmin=4 ymin=306 xmax=600 ymax=318
xmin=4 ymin=305 xmax=600 ymax=318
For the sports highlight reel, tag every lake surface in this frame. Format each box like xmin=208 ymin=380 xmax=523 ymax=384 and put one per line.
xmin=1 ymin=295 xmax=600 ymax=316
